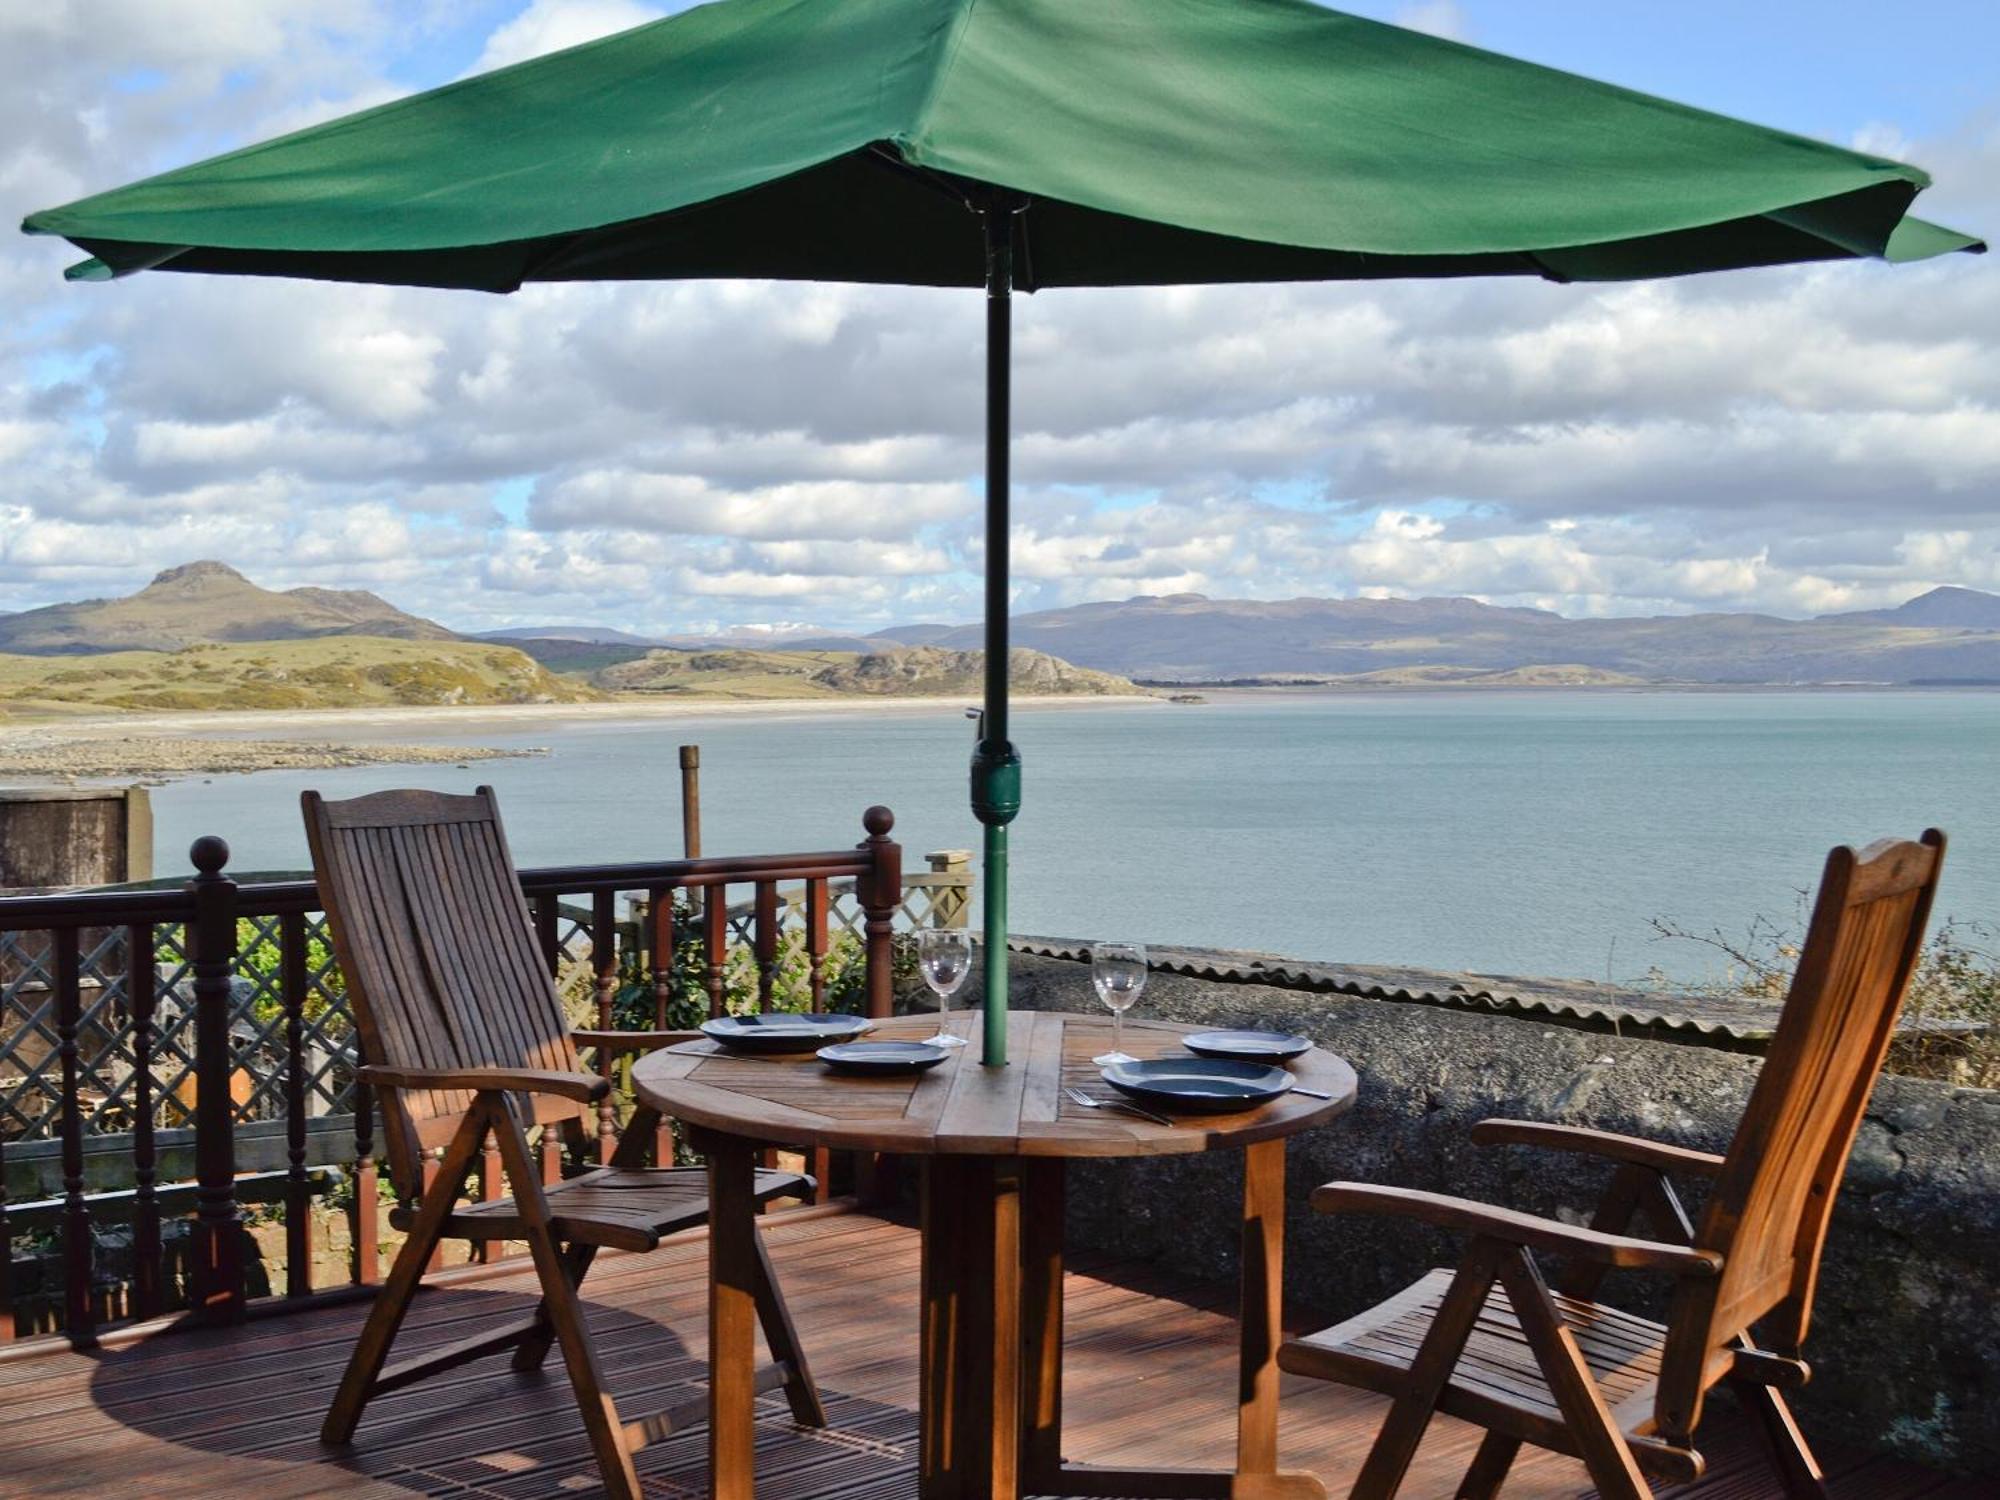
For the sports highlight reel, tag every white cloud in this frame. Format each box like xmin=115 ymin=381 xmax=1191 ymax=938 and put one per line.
xmin=1391 ymin=2 xmax=1470 ymax=42
xmin=469 ymin=0 xmax=662 ymax=74
xmin=1 ymin=6 xmax=1996 ymax=635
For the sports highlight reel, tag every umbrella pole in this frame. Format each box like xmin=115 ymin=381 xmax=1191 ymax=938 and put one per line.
xmin=972 ymin=204 xmax=1021 ymax=1067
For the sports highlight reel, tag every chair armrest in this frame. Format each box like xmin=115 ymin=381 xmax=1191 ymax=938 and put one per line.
xmin=356 ymin=1064 xmax=610 ymax=1105
xmin=570 ymin=1028 xmax=702 ymax=1054
xmin=1470 ymin=1118 xmax=1727 ymax=1178
xmin=1309 ymin=1182 xmax=1722 ymax=1277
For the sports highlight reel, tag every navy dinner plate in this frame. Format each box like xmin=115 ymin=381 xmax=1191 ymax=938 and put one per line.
xmin=1100 ymin=1056 xmax=1293 ymax=1113
xmin=1181 ymin=1028 xmax=1312 ymax=1062
xmin=700 ymin=1013 xmax=871 ymax=1053
xmin=817 ymin=1039 xmax=951 ymax=1075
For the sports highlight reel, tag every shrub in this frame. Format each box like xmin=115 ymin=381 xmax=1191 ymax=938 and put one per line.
xmin=1649 ymin=908 xmax=1998 ymax=1087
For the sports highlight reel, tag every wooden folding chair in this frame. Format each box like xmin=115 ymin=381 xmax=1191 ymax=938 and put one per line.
xmin=303 ymin=786 xmax=826 ymax=1500
xmin=1280 ymin=831 xmax=1945 ymax=1499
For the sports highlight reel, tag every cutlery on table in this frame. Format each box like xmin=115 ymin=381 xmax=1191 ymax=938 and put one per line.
xmin=1064 ymin=1085 xmax=1173 ymax=1127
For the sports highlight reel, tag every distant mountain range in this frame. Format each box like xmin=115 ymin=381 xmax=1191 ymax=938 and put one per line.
xmin=0 ymin=561 xmax=454 ymax=654
xmin=11 ymin=563 xmax=2000 ymax=688
xmin=863 ymin=587 xmax=2000 ymax=686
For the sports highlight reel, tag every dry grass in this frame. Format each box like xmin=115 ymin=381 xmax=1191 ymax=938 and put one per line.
xmin=1649 ymin=906 xmax=1999 ymax=1087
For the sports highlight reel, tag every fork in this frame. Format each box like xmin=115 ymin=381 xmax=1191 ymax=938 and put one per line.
xmin=1064 ymin=1085 xmax=1173 ymax=1127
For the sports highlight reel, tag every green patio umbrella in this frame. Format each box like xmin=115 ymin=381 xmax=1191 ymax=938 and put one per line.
xmin=24 ymin=0 xmax=1981 ymax=1065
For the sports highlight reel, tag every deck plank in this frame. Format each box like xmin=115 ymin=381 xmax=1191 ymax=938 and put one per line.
xmin=0 ymin=1208 xmax=1958 ymax=1498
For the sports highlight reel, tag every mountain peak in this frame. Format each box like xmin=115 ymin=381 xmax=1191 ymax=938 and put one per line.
xmin=146 ymin=560 xmax=250 ymax=589
xmin=1818 ymin=585 xmax=2000 ymax=630
xmin=0 ymin=561 xmax=457 ymax=654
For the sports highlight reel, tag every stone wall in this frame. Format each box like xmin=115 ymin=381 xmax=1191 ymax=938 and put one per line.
xmin=983 ymin=953 xmax=2000 ymax=1475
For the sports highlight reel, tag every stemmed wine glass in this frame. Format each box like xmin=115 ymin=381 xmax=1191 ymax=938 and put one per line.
xmin=917 ymin=927 xmax=972 ymax=1048
xmin=1091 ymin=942 xmax=1148 ymax=1066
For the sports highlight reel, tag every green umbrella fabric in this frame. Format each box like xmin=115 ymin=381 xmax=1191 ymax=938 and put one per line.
xmin=24 ymin=0 xmax=1981 ymax=288
xmin=22 ymin=0 xmax=1982 ymax=1066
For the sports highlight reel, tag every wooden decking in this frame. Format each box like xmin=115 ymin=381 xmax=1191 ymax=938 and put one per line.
xmin=0 ymin=1206 xmax=1974 ymax=1498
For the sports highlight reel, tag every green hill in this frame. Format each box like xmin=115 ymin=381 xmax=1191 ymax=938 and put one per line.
xmin=596 ymin=645 xmax=1141 ymax=699
xmin=0 ymin=637 xmax=599 ymax=713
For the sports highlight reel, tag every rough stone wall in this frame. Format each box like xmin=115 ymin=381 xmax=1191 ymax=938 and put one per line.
xmin=985 ymin=953 xmax=2000 ymax=1475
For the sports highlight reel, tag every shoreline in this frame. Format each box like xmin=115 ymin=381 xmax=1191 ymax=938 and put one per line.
xmin=0 ymin=694 xmax=1167 ymax=782
xmin=3 ymin=691 xmax=1164 ymax=737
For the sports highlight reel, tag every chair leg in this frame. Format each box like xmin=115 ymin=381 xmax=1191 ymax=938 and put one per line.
xmin=490 ymin=1106 xmax=643 ymax=1500
xmin=1494 ymin=1250 xmax=1651 ymax=1500
xmin=1349 ymin=1240 xmax=1506 ymax=1500
xmin=1455 ymin=1433 xmax=1521 ymax=1499
xmin=751 ymin=1225 xmax=828 ymax=1427
xmin=1733 ymin=1381 xmax=1829 ymax=1500
xmin=322 ymin=1108 xmax=487 ymax=1445
xmin=511 ymin=1241 xmax=597 ymax=1372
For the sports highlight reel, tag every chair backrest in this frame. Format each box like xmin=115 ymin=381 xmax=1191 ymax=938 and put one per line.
xmin=1656 ymin=829 xmax=1944 ymax=1437
xmin=303 ymin=786 xmax=584 ymax=1200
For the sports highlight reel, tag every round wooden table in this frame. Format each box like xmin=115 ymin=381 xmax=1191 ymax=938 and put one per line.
xmin=633 ymin=1009 xmax=1357 ymax=1500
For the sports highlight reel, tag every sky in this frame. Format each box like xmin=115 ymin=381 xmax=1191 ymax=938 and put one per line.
xmin=1 ymin=0 xmax=1995 ymax=637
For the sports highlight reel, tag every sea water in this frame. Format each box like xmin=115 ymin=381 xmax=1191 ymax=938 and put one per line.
xmin=141 ymin=691 xmax=2000 ymax=986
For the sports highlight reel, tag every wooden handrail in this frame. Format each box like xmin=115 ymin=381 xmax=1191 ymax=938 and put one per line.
xmin=0 ymin=808 xmax=905 ymax=1347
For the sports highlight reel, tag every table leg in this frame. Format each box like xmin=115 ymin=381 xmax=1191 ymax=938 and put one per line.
xmin=1019 ymin=1158 xmax=1066 ymax=1488
xmin=920 ymin=1155 xmax=1022 ymax=1500
xmin=1236 ymin=1138 xmax=1326 ymax=1500
xmin=1031 ymin=1142 xmax=1323 ymax=1500
xmin=708 ymin=1132 xmax=760 ymax=1500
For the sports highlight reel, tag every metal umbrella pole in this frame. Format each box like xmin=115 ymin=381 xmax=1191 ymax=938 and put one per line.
xmin=970 ymin=202 xmax=1021 ymax=1066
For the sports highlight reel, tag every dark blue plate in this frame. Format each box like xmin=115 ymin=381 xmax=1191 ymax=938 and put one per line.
xmin=1101 ymin=1056 xmax=1293 ymax=1113
xmin=700 ymin=1013 xmax=870 ymax=1053
xmin=817 ymin=1040 xmax=951 ymax=1075
xmin=1182 ymin=1028 xmax=1312 ymax=1062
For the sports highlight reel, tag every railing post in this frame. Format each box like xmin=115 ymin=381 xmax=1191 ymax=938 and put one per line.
xmin=280 ymin=912 xmax=311 ymax=1299
xmin=592 ymin=889 xmax=619 ymax=1164
xmin=187 ymin=835 xmax=244 ymax=1325
xmin=129 ymin=924 xmax=163 ymax=1321
xmin=350 ymin=1050 xmax=380 ymax=1285
xmin=54 ymin=929 xmax=93 ymax=1343
xmin=859 ymin=807 xmax=901 ymax=1020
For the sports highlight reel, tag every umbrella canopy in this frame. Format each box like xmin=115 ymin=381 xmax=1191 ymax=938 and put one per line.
xmin=24 ymin=0 xmax=1981 ymax=1063
xmin=24 ymin=0 xmax=1980 ymax=287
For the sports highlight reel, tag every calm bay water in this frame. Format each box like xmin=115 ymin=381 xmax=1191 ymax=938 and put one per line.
xmin=144 ymin=691 xmax=2000 ymax=986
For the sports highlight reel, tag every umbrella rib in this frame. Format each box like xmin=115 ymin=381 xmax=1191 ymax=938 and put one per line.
xmin=864 ymin=143 xmax=979 ymax=212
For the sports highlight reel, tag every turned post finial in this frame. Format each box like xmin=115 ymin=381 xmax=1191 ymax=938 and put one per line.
xmin=189 ymin=835 xmax=231 ymax=876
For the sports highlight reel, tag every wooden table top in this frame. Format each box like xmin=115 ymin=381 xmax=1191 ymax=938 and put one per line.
xmin=632 ymin=1010 xmax=1357 ymax=1158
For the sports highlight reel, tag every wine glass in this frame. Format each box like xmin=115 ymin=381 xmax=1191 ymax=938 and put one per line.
xmin=917 ymin=927 xmax=972 ymax=1048
xmin=1091 ymin=942 xmax=1147 ymax=1065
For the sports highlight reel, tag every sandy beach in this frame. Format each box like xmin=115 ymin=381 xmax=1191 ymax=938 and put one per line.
xmin=0 ymin=694 xmax=1166 ymax=782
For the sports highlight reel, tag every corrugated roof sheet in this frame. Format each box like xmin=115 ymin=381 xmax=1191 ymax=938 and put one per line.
xmin=1008 ymin=935 xmax=1984 ymax=1046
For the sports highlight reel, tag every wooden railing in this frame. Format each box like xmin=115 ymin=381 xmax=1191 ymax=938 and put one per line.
xmin=0 ymin=807 xmax=905 ymax=1348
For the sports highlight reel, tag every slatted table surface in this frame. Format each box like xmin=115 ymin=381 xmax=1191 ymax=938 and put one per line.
xmin=0 ymin=1208 xmax=1978 ymax=1499
xmin=634 ymin=1011 xmax=1358 ymax=1156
